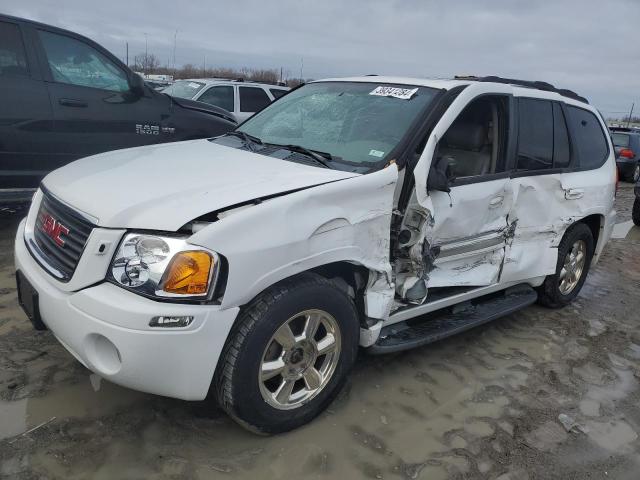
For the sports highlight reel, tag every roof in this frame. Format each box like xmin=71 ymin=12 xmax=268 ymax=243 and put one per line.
xmin=313 ymin=75 xmax=589 ymax=104
xmin=177 ymin=78 xmax=289 ymax=89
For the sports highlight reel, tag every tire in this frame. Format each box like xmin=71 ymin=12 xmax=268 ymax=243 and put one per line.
xmin=633 ymin=164 xmax=640 ymax=183
xmin=633 ymin=198 xmax=640 ymax=226
xmin=214 ymin=273 xmax=359 ymax=434
xmin=537 ymin=223 xmax=594 ymax=309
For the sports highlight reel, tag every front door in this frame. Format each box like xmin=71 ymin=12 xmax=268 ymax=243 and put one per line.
xmin=33 ymin=28 xmax=170 ymax=163
xmin=408 ymin=94 xmax=515 ymax=295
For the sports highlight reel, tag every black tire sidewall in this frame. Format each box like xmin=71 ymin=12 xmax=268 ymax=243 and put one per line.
xmin=541 ymin=223 xmax=594 ymax=307
xmin=633 ymin=198 xmax=640 ymax=226
xmin=227 ymin=279 xmax=359 ymax=433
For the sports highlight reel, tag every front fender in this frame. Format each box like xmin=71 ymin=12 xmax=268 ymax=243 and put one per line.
xmin=189 ymin=165 xmax=399 ymax=316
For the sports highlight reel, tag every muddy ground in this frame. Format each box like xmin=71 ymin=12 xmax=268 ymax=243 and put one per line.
xmin=1 ymin=184 xmax=639 ymax=480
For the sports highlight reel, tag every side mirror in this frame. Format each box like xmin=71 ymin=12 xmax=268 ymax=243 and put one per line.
xmin=427 ymin=155 xmax=454 ymax=193
xmin=129 ymin=74 xmax=145 ymax=97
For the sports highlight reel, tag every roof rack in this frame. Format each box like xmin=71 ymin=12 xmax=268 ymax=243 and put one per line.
xmin=455 ymin=75 xmax=588 ymax=104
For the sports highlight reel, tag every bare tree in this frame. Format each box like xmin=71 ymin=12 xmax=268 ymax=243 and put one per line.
xmin=133 ymin=53 xmax=161 ymax=73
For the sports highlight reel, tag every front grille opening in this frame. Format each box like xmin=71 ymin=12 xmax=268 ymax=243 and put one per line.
xmin=30 ymin=191 xmax=94 ymax=281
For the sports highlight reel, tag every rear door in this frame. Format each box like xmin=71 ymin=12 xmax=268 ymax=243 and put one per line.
xmin=0 ymin=20 xmax=54 ymax=189
xmin=500 ymin=98 xmax=596 ymax=283
xmin=34 ymin=27 xmax=172 ymax=162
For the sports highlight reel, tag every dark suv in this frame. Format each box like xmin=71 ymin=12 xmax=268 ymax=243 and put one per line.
xmin=0 ymin=14 xmax=236 ymax=200
xmin=610 ymin=127 xmax=640 ymax=182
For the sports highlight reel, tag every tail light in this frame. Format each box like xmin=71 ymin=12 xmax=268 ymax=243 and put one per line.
xmin=620 ymin=148 xmax=635 ymax=158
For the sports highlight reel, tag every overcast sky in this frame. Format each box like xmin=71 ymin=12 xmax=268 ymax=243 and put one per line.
xmin=3 ymin=0 xmax=639 ymax=117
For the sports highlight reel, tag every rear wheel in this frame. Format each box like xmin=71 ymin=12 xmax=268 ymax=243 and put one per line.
xmin=633 ymin=198 xmax=640 ymax=226
xmin=214 ymin=273 xmax=359 ymax=434
xmin=633 ymin=164 xmax=640 ymax=183
xmin=537 ymin=223 xmax=594 ymax=308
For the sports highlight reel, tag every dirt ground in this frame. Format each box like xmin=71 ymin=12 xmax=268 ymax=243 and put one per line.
xmin=1 ymin=184 xmax=639 ymax=480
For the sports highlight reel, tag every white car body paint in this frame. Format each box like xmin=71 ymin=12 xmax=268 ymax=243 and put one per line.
xmin=14 ymin=76 xmax=616 ymax=401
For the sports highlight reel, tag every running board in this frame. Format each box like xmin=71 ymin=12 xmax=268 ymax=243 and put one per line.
xmin=369 ymin=284 xmax=537 ymax=354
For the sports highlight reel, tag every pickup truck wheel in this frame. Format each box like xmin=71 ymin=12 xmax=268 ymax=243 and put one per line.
xmin=214 ymin=273 xmax=359 ymax=434
xmin=537 ymin=223 xmax=594 ymax=309
xmin=633 ymin=198 xmax=640 ymax=226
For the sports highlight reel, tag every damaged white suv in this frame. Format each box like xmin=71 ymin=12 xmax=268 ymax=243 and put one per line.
xmin=15 ymin=76 xmax=616 ymax=433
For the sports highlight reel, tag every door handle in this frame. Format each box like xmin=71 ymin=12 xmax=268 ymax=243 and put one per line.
xmin=564 ymin=188 xmax=584 ymax=200
xmin=59 ymin=98 xmax=88 ymax=108
xmin=489 ymin=195 xmax=504 ymax=207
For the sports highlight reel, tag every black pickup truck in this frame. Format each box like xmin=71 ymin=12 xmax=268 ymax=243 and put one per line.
xmin=0 ymin=14 xmax=236 ymax=201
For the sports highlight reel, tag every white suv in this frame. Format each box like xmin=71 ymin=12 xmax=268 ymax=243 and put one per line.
xmin=15 ymin=76 xmax=616 ymax=434
xmin=162 ymin=78 xmax=289 ymax=122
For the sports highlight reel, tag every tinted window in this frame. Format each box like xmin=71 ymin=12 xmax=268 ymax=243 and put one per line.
xmin=0 ymin=21 xmax=28 ymax=76
xmin=566 ymin=106 xmax=609 ymax=169
xmin=198 ymin=85 xmax=234 ymax=111
xmin=553 ymin=103 xmax=571 ymax=168
xmin=270 ymin=88 xmax=287 ymax=99
xmin=39 ymin=31 xmax=129 ymax=92
xmin=517 ymin=98 xmax=553 ymax=170
xmin=611 ymin=133 xmax=630 ymax=147
xmin=239 ymin=87 xmax=271 ymax=112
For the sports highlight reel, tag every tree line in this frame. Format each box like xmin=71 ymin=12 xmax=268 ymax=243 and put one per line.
xmin=132 ymin=52 xmax=305 ymax=86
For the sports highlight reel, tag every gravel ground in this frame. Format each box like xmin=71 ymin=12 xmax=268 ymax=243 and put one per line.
xmin=0 ymin=183 xmax=639 ymax=480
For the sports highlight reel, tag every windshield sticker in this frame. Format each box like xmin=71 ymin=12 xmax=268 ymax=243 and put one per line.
xmin=369 ymin=86 xmax=418 ymax=100
xmin=369 ymin=149 xmax=385 ymax=158
xmin=188 ymin=82 xmax=201 ymax=88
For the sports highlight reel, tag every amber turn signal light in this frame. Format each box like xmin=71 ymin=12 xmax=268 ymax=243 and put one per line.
xmin=161 ymin=251 xmax=213 ymax=295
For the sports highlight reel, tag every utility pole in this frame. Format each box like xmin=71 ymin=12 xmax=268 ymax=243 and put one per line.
xmin=172 ymin=29 xmax=178 ymax=75
xmin=144 ymin=33 xmax=148 ymax=74
xmin=626 ymin=103 xmax=635 ymax=128
xmin=300 ymin=57 xmax=304 ymax=81
xmin=125 ymin=41 xmax=128 ymax=67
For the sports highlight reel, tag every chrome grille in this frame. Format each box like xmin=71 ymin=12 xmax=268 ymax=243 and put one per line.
xmin=31 ymin=191 xmax=94 ymax=281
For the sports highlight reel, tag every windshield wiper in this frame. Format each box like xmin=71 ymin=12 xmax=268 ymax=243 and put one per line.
xmin=272 ymin=143 xmax=333 ymax=168
xmin=224 ymin=131 xmax=263 ymax=151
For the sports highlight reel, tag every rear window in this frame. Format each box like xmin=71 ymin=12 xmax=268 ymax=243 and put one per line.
xmin=566 ymin=106 xmax=609 ymax=169
xmin=611 ymin=133 xmax=630 ymax=147
xmin=270 ymin=88 xmax=287 ymax=99
xmin=163 ymin=80 xmax=205 ymax=99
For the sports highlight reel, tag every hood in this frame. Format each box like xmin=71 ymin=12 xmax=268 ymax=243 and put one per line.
xmin=42 ymin=140 xmax=359 ymax=231
xmin=170 ymin=96 xmax=237 ymax=124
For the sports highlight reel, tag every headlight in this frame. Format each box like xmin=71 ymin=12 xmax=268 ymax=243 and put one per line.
xmin=109 ymin=233 xmax=219 ymax=300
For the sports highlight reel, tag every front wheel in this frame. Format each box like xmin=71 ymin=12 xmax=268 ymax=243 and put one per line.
xmin=537 ymin=223 xmax=594 ymax=308
xmin=214 ymin=273 xmax=359 ymax=434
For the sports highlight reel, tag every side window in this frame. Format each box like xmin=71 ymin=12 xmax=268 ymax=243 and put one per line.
xmin=437 ymin=96 xmax=509 ymax=178
xmin=269 ymin=88 xmax=287 ymax=99
xmin=38 ymin=30 xmax=129 ymax=92
xmin=239 ymin=86 xmax=271 ymax=112
xmin=198 ymin=85 xmax=234 ymax=111
xmin=552 ymin=103 xmax=571 ymax=168
xmin=0 ymin=21 xmax=29 ymax=76
xmin=517 ymin=98 xmax=553 ymax=171
xmin=566 ymin=106 xmax=609 ymax=169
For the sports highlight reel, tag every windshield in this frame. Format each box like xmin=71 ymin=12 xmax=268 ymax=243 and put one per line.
xmin=162 ymin=80 xmax=205 ymax=99
xmin=611 ymin=133 xmax=630 ymax=147
xmin=238 ymin=82 xmax=439 ymax=170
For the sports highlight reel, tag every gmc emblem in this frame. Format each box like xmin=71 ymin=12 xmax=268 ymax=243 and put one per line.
xmin=39 ymin=213 xmax=69 ymax=247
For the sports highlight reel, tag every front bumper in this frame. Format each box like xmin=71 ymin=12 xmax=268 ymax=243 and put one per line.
xmin=15 ymin=219 xmax=239 ymax=401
